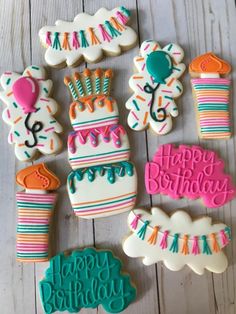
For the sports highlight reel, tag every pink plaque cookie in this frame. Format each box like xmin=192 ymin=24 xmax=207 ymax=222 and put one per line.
xmin=145 ymin=144 xmax=236 ymax=208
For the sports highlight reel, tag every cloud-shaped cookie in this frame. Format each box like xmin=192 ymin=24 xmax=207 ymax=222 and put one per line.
xmin=39 ymin=7 xmax=137 ymax=67
xmin=123 ymin=207 xmax=231 ymax=275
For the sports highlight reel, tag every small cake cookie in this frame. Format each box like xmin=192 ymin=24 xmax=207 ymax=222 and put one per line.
xmin=16 ymin=163 xmax=60 ymax=262
xmin=64 ymin=69 xmax=119 ymax=130
xmin=68 ymin=125 xmax=131 ymax=169
xmin=39 ymin=6 xmax=137 ymax=68
xmin=126 ymin=40 xmax=185 ymax=135
xmin=0 ymin=66 xmax=63 ymax=161
xmin=189 ymin=52 xmax=232 ymax=139
xmin=67 ymin=162 xmax=137 ymax=218
xmin=123 ymin=207 xmax=231 ymax=275
xmin=39 ymin=248 xmax=136 ymax=313
xmin=145 ymin=144 xmax=236 ymax=208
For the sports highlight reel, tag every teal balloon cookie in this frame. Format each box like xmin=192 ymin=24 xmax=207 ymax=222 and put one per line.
xmin=146 ymin=51 xmax=173 ymax=84
xmin=39 ymin=248 xmax=136 ymax=313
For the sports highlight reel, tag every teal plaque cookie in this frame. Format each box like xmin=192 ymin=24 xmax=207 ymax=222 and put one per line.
xmin=39 ymin=248 xmax=136 ymax=313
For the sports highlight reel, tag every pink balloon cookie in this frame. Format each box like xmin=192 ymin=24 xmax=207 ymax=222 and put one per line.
xmin=0 ymin=66 xmax=63 ymax=161
xmin=145 ymin=144 xmax=236 ymax=208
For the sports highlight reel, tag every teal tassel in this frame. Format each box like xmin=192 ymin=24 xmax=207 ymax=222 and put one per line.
xmin=137 ymin=221 xmax=149 ymax=240
xmin=105 ymin=21 xmax=121 ymax=38
xmin=79 ymin=30 xmax=89 ymax=48
xmin=225 ymin=227 xmax=231 ymax=240
xmin=52 ymin=32 xmax=61 ymax=50
xmin=202 ymin=235 xmax=212 ymax=255
xmin=169 ymin=233 xmax=179 ymax=253
xmin=120 ymin=6 xmax=131 ymax=17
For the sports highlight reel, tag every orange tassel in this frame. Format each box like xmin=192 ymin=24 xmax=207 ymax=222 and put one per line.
xmin=210 ymin=233 xmax=220 ymax=252
xmin=110 ymin=17 xmax=125 ymax=31
xmin=62 ymin=32 xmax=71 ymax=50
xmin=88 ymin=27 xmax=101 ymax=45
xmin=181 ymin=234 xmax=189 ymax=255
xmin=148 ymin=226 xmax=159 ymax=245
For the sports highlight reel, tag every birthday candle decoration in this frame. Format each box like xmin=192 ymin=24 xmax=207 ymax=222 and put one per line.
xmin=74 ymin=72 xmax=85 ymax=97
xmin=0 ymin=66 xmax=63 ymax=161
xmin=39 ymin=7 xmax=137 ymax=67
xmin=123 ymin=207 xmax=231 ymax=275
xmin=64 ymin=69 xmax=137 ymax=218
xmin=125 ymin=40 xmax=186 ymax=135
xmin=189 ymin=53 xmax=232 ymax=139
xmin=94 ymin=68 xmax=103 ymax=94
xmin=103 ymin=69 xmax=113 ymax=94
xmin=83 ymin=68 xmax=92 ymax=95
xmin=16 ymin=163 xmax=60 ymax=262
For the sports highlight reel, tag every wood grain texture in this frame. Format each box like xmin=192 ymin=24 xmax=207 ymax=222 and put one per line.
xmin=0 ymin=0 xmax=235 ymax=313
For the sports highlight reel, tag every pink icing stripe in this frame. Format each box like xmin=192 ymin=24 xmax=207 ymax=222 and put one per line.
xmin=73 ymin=118 xmax=119 ymax=130
xmin=70 ymin=152 xmax=130 ymax=165
xmin=18 ymin=219 xmax=49 ymax=223
xmin=192 ymin=78 xmax=230 ymax=84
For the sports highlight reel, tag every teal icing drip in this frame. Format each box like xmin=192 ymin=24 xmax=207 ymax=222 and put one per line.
xmin=68 ymin=162 xmax=134 ymax=194
xmin=79 ymin=30 xmax=89 ymax=48
xmin=105 ymin=21 xmax=121 ymax=37
xmin=39 ymin=248 xmax=136 ymax=314
xmin=120 ymin=6 xmax=131 ymax=17
xmin=137 ymin=221 xmax=149 ymax=240
xmin=201 ymin=235 xmax=212 ymax=255
xmin=169 ymin=233 xmax=179 ymax=253
xmin=52 ymin=32 xmax=61 ymax=50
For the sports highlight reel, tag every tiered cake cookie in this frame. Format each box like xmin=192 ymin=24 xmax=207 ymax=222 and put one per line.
xmin=64 ymin=69 xmax=137 ymax=218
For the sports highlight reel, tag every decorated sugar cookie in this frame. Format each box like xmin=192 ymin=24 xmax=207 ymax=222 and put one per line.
xmin=123 ymin=207 xmax=231 ymax=275
xmin=68 ymin=162 xmax=137 ymax=218
xmin=65 ymin=68 xmax=137 ymax=218
xmin=16 ymin=163 xmax=60 ymax=262
xmin=189 ymin=53 xmax=232 ymax=139
xmin=0 ymin=66 xmax=63 ymax=161
xmin=39 ymin=6 xmax=137 ymax=68
xmin=126 ymin=40 xmax=185 ymax=135
xmin=39 ymin=248 xmax=136 ymax=313
xmin=65 ymin=69 xmax=130 ymax=168
xmin=145 ymin=144 xmax=236 ymax=208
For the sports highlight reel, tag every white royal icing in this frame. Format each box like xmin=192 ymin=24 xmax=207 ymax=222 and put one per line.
xmin=67 ymin=164 xmax=137 ymax=219
xmin=126 ymin=40 xmax=186 ymax=135
xmin=123 ymin=207 xmax=230 ymax=275
xmin=39 ymin=7 xmax=137 ymax=67
xmin=0 ymin=66 xmax=63 ymax=161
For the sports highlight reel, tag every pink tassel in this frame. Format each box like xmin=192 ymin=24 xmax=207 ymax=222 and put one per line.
xmin=98 ymin=24 xmax=112 ymax=42
xmin=46 ymin=31 xmax=52 ymax=46
xmin=72 ymin=31 xmax=80 ymax=49
xmin=116 ymin=11 xmax=128 ymax=25
xmin=160 ymin=231 xmax=169 ymax=250
xmin=130 ymin=214 xmax=141 ymax=230
xmin=192 ymin=236 xmax=200 ymax=255
xmin=220 ymin=230 xmax=229 ymax=247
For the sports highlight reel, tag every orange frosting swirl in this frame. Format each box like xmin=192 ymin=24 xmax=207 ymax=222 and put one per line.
xmin=189 ymin=52 xmax=231 ymax=75
xmin=16 ymin=163 xmax=60 ymax=190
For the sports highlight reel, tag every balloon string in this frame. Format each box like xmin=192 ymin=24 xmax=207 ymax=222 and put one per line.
xmin=24 ymin=113 xmax=43 ymax=148
xmin=144 ymin=83 xmax=167 ymax=123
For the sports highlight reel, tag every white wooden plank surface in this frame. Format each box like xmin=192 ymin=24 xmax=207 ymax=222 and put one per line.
xmin=0 ymin=0 xmax=235 ymax=313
